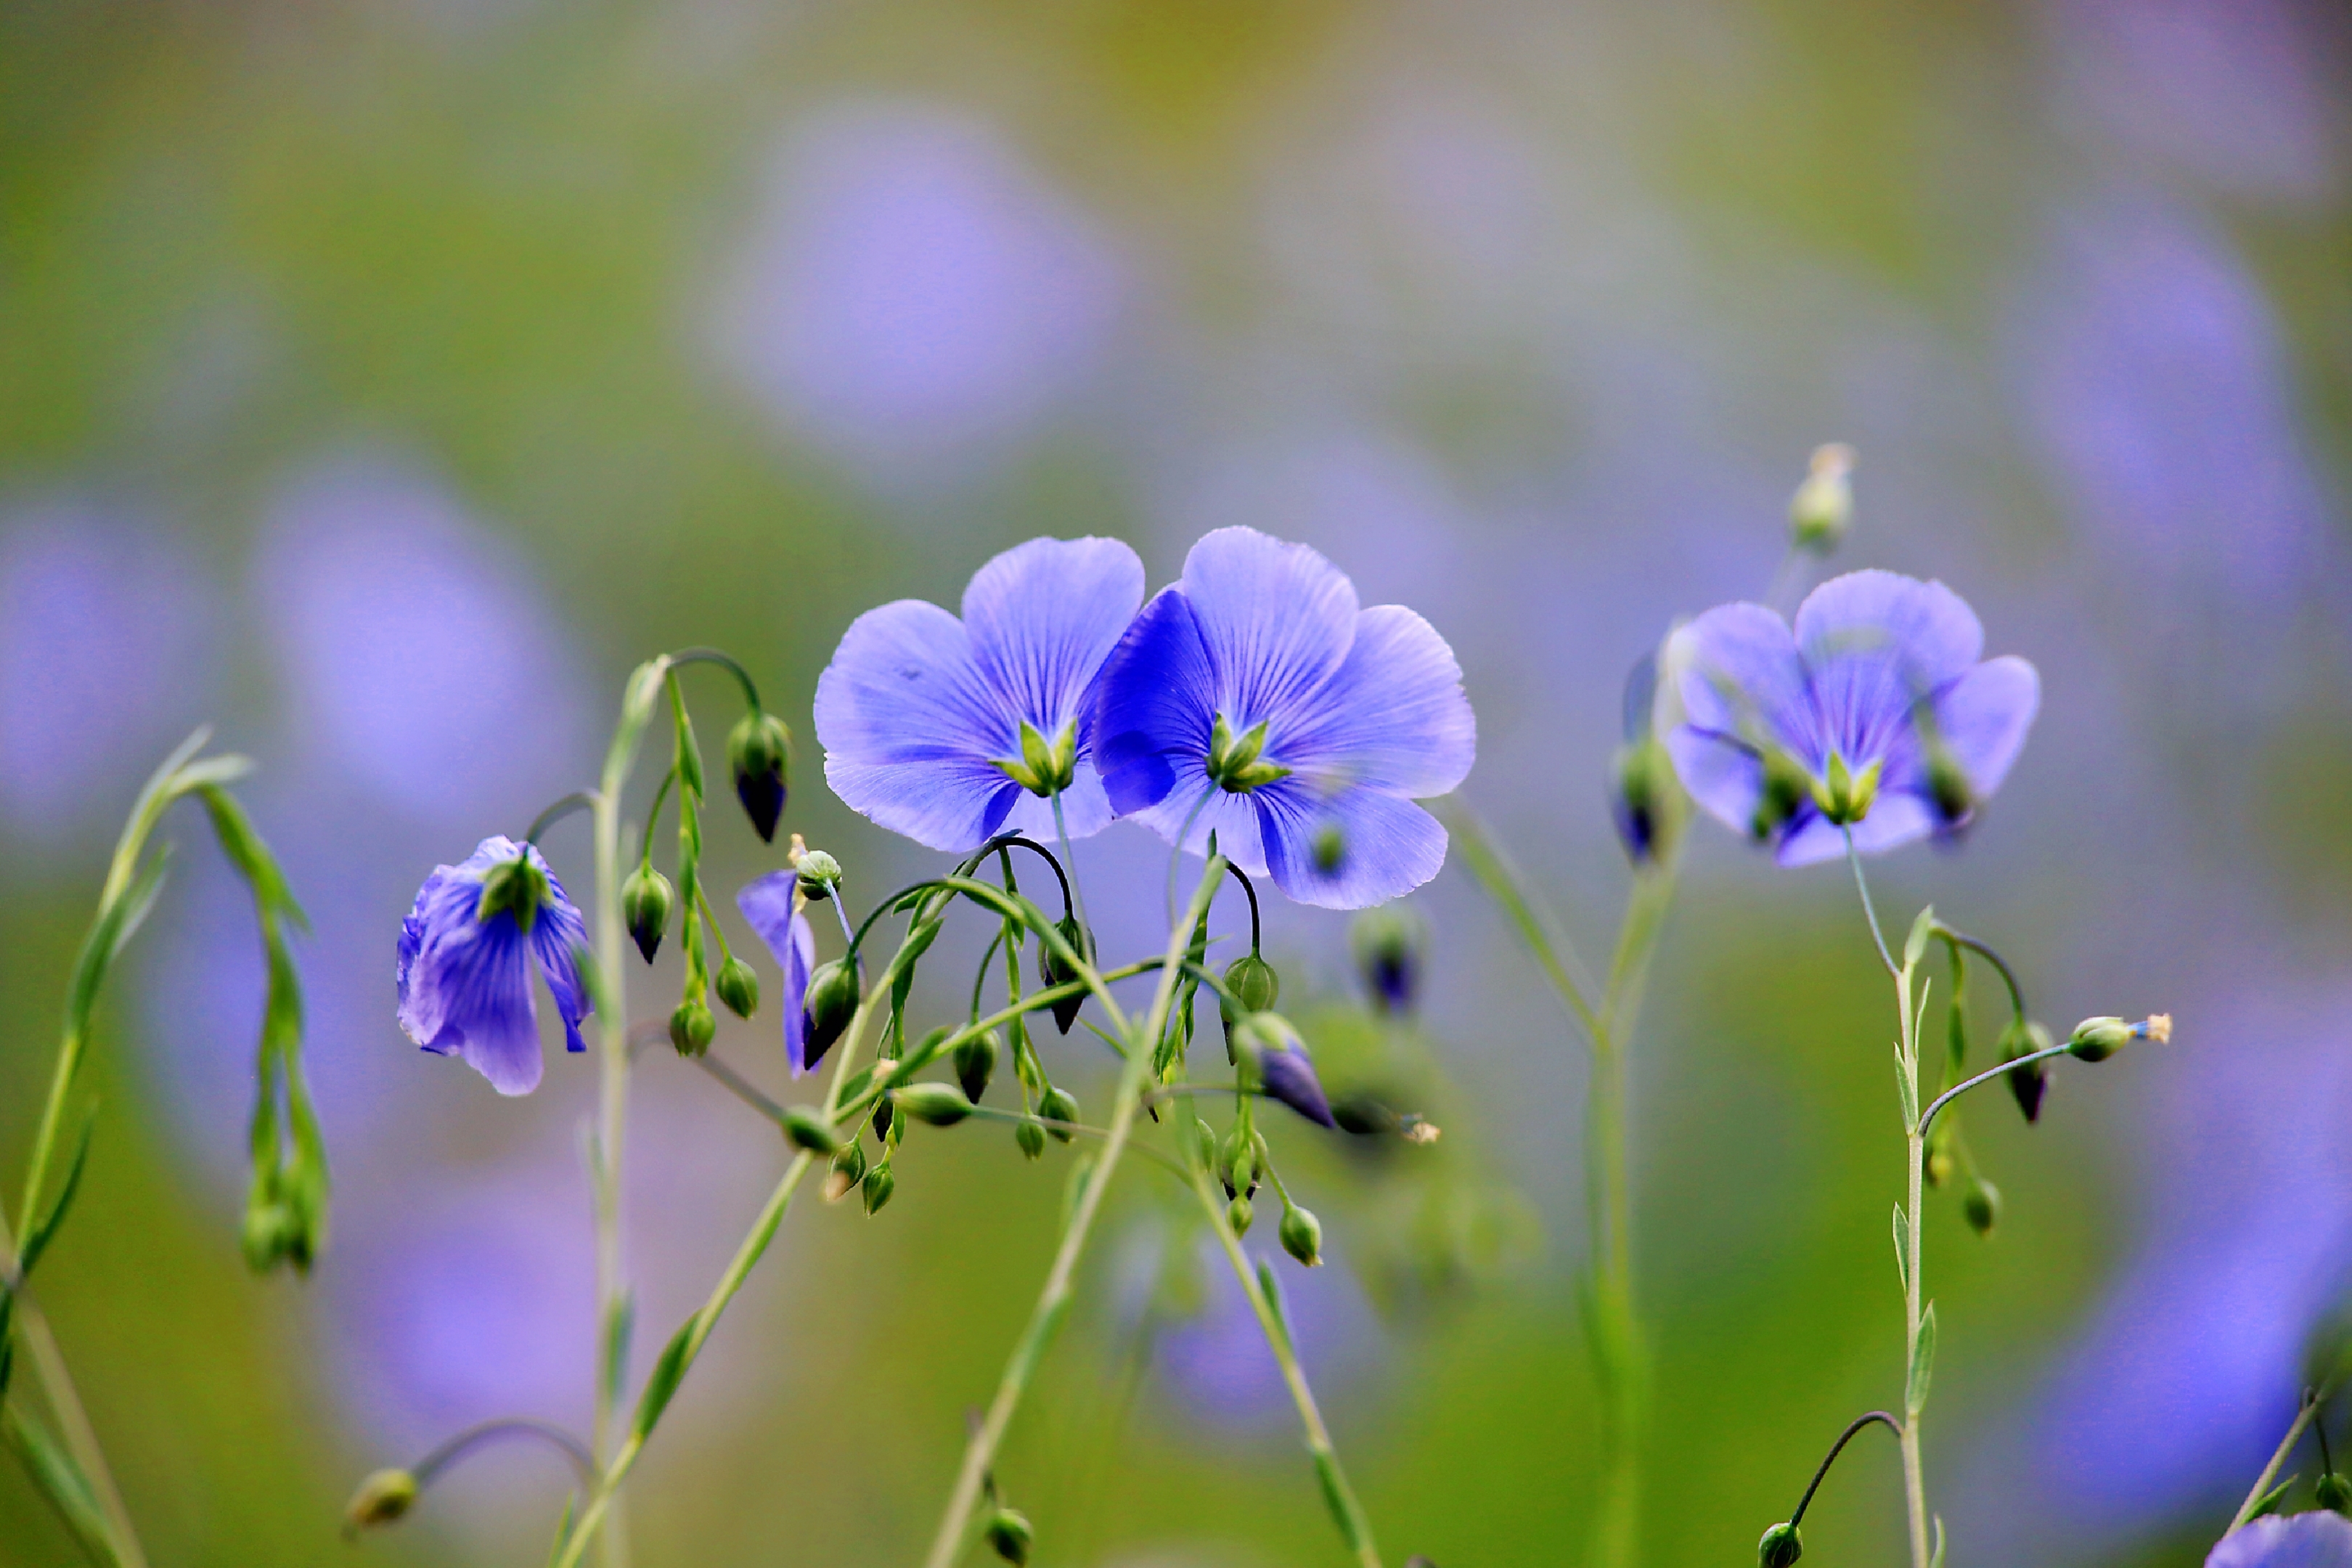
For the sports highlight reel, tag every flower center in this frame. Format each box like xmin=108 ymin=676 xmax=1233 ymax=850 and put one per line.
xmin=1205 ymin=713 xmax=1291 ymax=794
xmin=1810 ymin=751 xmax=1882 ymax=827
xmin=992 ymin=719 xmax=1078 ymax=797
xmin=476 ymin=854 xmax=550 ymax=932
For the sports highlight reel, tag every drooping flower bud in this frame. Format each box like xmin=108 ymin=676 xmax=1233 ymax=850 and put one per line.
xmin=824 ymin=1141 xmax=866 ymax=1202
xmin=1234 ymin=1013 xmax=1337 ymax=1127
xmin=714 ymin=956 xmax=759 ymax=1020
xmin=781 ymin=1106 xmax=841 ymax=1156
xmin=894 ymin=1082 xmax=975 ymax=1126
xmin=2317 ymin=1472 xmax=2351 ymax=1514
xmin=1788 ymin=442 xmax=1854 ymax=553
xmin=1349 ymin=907 xmax=1426 ymax=1016
xmin=1331 ymin=1094 xmax=1403 ymax=1137
xmin=621 ymin=865 xmax=674 ymax=963
xmin=343 ymin=1468 xmax=420 ymax=1535
xmin=1217 ymin=1122 xmax=1257 ymax=1199
xmin=800 ymin=957 xmax=862 ymax=1071
xmin=727 ymin=710 xmax=793 ymax=844
xmin=1758 ymin=1520 xmax=1804 ymax=1567
xmin=861 ymin=1162 xmax=895 ymax=1214
xmin=954 ymin=1029 xmax=1000 ymax=1103
xmin=793 ymin=849 xmax=844 ymax=899
xmin=1015 ymin=1119 xmax=1047 ymax=1161
xmin=1280 ymin=1202 xmax=1323 ymax=1267
xmin=1963 ymin=1177 xmax=2001 ymax=1238
xmin=669 ymin=998 xmax=715 ymax=1058
xmin=985 ymin=1508 xmax=1034 ymax=1566
xmin=1220 ymin=952 xmax=1280 ymax=1039
xmin=2001 ymin=1021 xmax=2052 ymax=1123
xmin=1227 ymin=1192 xmax=1254 ymax=1237
xmin=1037 ymin=914 xmax=1093 ymax=1034
xmin=1038 ymin=1085 xmax=1079 ymax=1143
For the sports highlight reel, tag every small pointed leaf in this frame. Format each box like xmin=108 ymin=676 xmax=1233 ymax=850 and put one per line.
xmin=1908 ymin=1302 xmax=1938 ymax=1413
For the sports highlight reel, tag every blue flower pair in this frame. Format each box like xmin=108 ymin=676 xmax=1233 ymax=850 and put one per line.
xmin=814 ymin=527 xmax=1479 ymax=910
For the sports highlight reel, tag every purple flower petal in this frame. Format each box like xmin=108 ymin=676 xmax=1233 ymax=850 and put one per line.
xmin=1670 ymin=602 xmax=1821 ymax=770
xmin=961 ymin=536 xmax=1143 ymax=744
xmin=737 ymin=871 xmax=817 ymax=1074
xmin=1662 ymin=727 xmax=1768 ymax=843
xmin=1175 ymin=527 xmax=1360 ymax=731
xmin=1776 ymin=794 xmax=1937 ymax=868
xmin=1793 ymin=570 xmax=1983 ymax=772
xmin=1256 ymin=783 xmax=1450 ymax=910
xmin=2208 ymin=1515 xmax=2352 ymax=1568
xmin=1927 ymin=654 xmax=2041 ymax=804
xmin=526 ymin=868 xmax=592 ymax=1055
xmin=1275 ymin=605 xmax=1474 ymax=798
xmin=1090 ymin=585 xmax=1217 ymax=820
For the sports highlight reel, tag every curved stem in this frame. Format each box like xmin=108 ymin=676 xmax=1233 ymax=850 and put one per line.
xmin=1916 ymin=1042 xmax=2072 ymax=1143
xmin=1932 ymin=926 xmax=2026 ymax=1020
xmin=1845 ymin=829 xmax=1898 ymax=979
xmin=526 ymin=791 xmax=600 ymax=849
xmin=664 ymin=648 xmax=762 ymax=711
xmin=1048 ymin=793 xmax=1091 ymax=941
xmin=411 ymin=1418 xmax=597 ymax=1491
xmin=637 ymin=772 xmax=674 ymax=867
xmin=1222 ymin=861 xmax=1262 ymax=954
xmin=1785 ymin=1411 xmax=1902 ymax=1527
xmin=921 ymin=861 xmax=1226 ymax=1568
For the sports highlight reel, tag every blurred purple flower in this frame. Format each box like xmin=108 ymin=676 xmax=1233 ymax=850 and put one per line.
xmin=258 ymin=458 xmax=589 ymax=828
xmin=0 ymin=504 xmax=215 ymax=837
xmin=397 ymin=836 xmax=591 ymax=1096
xmin=1665 ymin=569 xmax=2039 ymax=866
xmin=1087 ymin=526 xmax=1476 ymax=909
xmin=736 ymin=872 xmax=817 ymax=1074
xmin=816 ymin=536 xmax=1143 ymax=852
xmin=2210 ymin=1515 xmax=2352 ymax=1568
xmin=716 ymin=100 xmax=1124 ymax=481
xmin=1151 ymin=1234 xmax=1384 ymax=1432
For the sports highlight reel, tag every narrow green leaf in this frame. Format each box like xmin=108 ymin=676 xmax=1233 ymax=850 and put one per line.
xmin=1313 ymin=1450 xmax=1363 ymax=1551
xmin=2 ymin=1405 xmax=117 ymax=1566
xmin=106 ymin=848 xmax=173 ymax=965
xmin=1908 ymin=1302 xmax=1939 ymax=1413
xmin=1903 ymin=905 xmax=1936 ymax=970
xmin=1929 ymin=1516 xmax=1947 ymax=1568
xmin=632 ymin=1320 xmax=697 ymax=1441
xmin=1257 ymin=1259 xmax=1293 ymax=1355
xmin=2248 ymin=1475 xmax=2298 ymax=1521
xmin=21 ymin=1110 xmax=97 ymax=1279
xmin=1892 ymin=1205 xmax=1911 ymax=1295
xmin=603 ymin=1294 xmax=635 ymax=1410
xmin=1895 ymin=1047 xmax=1918 ymax=1132
xmin=544 ymin=1492 xmax=580 ymax=1568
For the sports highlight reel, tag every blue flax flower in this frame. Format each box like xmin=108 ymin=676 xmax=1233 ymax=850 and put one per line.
xmin=1085 ymin=527 xmax=1476 ymax=909
xmin=2208 ymin=1515 xmax=2352 ymax=1567
xmin=396 ymin=836 xmax=592 ymax=1096
xmin=1664 ymin=569 xmax=2039 ymax=866
xmin=815 ymin=536 xmax=1144 ymax=852
xmin=737 ymin=871 xmax=817 ymax=1074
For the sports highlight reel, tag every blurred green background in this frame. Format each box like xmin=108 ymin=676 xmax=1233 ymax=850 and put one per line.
xmin=3 ymin=1 xmax=2349 ymax=1564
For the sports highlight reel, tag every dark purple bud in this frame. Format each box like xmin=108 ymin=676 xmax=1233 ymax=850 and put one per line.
xmin=1349 ymin=906 xmax=1425 ymax=1016
xmin=2001 ymin=1021 xmax=2052 ymax=1123
xmin=1036 ymin=914 xmax=1093 ymax=1034
xmin=727 ymin=711 xmax=792 ymax=844
xmin=1236 ymin=1013 xmax=1336 ymax=1128
xmin=801 ymin=957 xmax=861 ymax=1071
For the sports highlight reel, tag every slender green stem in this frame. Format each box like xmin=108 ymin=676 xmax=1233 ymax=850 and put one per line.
xmin=1186 ymin=1161 xmax=1381 ymax=1567
xmin=1846 ymin=829 xmax=1898 ymax=978
xmin=1886 ymin=922 xmax=1931 ymax=1568
xmin=1916 ymin=1043 xmax=2072 ymax=1143
xmin=664 ymin=647 xmax=762 ymax=710
xmin=409 ymin=1418 xmax=597 ymax=1490
xmin=1050 ymin=791 xmax=1093 ymax=942
xmin=2231 ymin=1389 xmax=2329 ymax=1532
xmin=920 ymin=861 xmax=1225 ymax=1568
xmin=1784 ymin=1411 xmax=1902 ymax=1528
xmin=525 ymin=791 xmax=599 ymax=849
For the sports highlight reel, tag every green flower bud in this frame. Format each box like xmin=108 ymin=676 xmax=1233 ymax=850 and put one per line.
xmin=1963 ymin=1177 xmax=2001 ymax=1238
xmin=1789 ymin=441 xmax=1854 ymax=553
xmin=1227 ymin=1192 xmax=1254 ymax=1236
xmin=985 ymin=1507 xmax=1034 ymax=1566
xmin=1038 ymin=1086 xmax=1079 ymax=1143
xmin=824 ymin=1140 xmax=867 ymax=1203
xmin=953 ymin=1029 xmax=1000 ymax=1104
xmin=1015 ymin=1119 xmax=1047 ymax=1161
xmin=2317 ymin=1472 xmax=2351 ymax=1514
xmin=343 ymin=1469 xmax=419 ymax=1534
xmin=1193 ymin=1116 xmax=1219 ymax=1171
xmin=1217 ymin=1124 xmax=1257 ymax=1199
xmin=620 ymin=864 xmax=674 ymax=963
xmin=861 ymin=1162 xmax=895 ymax=1215
xmin=781 ymin=1106 xmax=840 ymax=1156
xmin=2001 ymin=1020 xmax=2053 ymax=1122
xmin=727 ymin=710 xmax=793 ymax=844
xmin=1037 ymin=914 xmax=1093 ymax=1034
xmin=801 ymin=957 xmax=862 ymax=1071
xmin=2067 ymin=1013 xmax=2168 ymax=1063
xmin=1220 ymin=952 xmax=1280 ymax=1040
xmin=794 ymin=849 xmax=843 ymax=899
xmin=1280 ymin=1203 xmax=1323 ymax=1267
xmin=714 ymin=956 xmax=759 ymax=1020
xmin=1758 ymin=1519 xmax=1803 ymax=1568
xmin=669 ymin=998 xmax=715 ymax=1058
xmin=894 ymin=1082 xmax=974 ymax=1126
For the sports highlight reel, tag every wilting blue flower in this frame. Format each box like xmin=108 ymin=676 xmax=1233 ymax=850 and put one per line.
xmin=1086 ymin=527 xmax=1476 ymax=909
xmin=1664 ymin=569 xmax=2040 ymax=867
xmin=815 ymin=536 xmax=1143 ymax=852
xmin=395 ymin=837 xmax=590 ymax=1096
xmin=2209 ymin=1515 xmax=2352 ymax=1567
xmin=737 ymin=872 xmax=817 ymax=1074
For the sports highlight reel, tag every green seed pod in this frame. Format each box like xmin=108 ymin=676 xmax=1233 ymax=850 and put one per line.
xmin=669 ymin=998 xmax=715 ymax=1058
xmin=1758 ymin=1520 xmax=1803 ymax=1568
xmin=343 ymin=1469 xmax=419 ymax=1534
xmin=1038 ymin=1085 xmax=1078 ymax=1143
xmin=824 ymin=1140 xmax=867 ymax=1202
xmin=985 ymin=1508 xmax=1033 ymax=1566
xmin=861 ymin=1163 xmax=895 ymax=1215
xmin=2318 ymin=1473 xmax=2352 ymax=1514
xmin=2067 ymin=1016 xmax=2133 ymax=1063
xmin=1015 ymin=1119 xmax=1047 ymax=1161
xmin=793 ymin=848 xmax=842 ymax=898
xmin=1963 ymin=1177 xmax=2001 ymax=1238
xmin=1220 ymin=952 xmax=1280 ymax=1039
xmin=894 ymin=1082 xmax=974 ymax=1127
xmin=1227 ymin=1193 xmax=1254 ymax=1237
xmin=1279 ymin=1203 xmax=1323 ymax=1267
xmin=780 ymin=1106 xmax=840 ymax=1156
xmin=953 ymin=1029 xmax=1000 ymax=1104
xmin=1217 ymin=1124 xmax=1257 ymax=1199
xmin=714 ymin=956 xmax=759 ymax=1020
xmin=620 ymin=864 xmax=674 ymax=963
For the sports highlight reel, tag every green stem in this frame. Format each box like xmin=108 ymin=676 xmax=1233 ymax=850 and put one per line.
xmin=2231 ymin=1389 xmax=2329 ymax=1532
xmin=920 ymin=860 xmax=1226 ymax=1568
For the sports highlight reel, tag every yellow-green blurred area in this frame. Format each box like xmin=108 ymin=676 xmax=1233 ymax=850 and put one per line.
xmin=4 ymin=0 xmax=2350 ymax=1564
